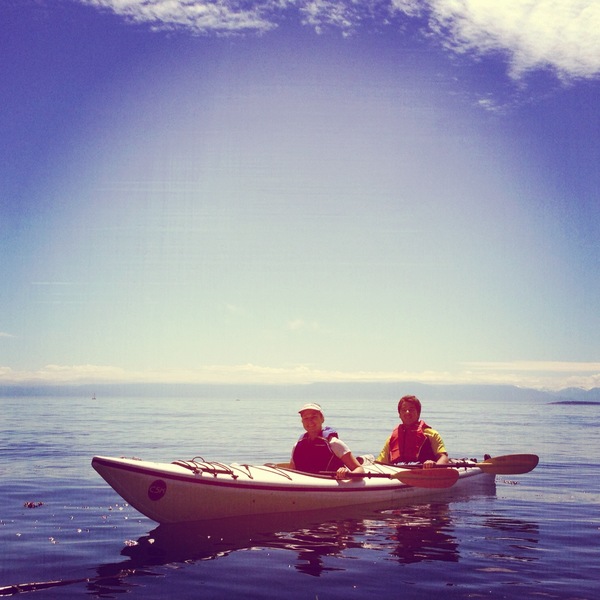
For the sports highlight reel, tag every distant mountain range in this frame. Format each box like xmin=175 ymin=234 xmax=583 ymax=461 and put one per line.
xmin=1 ymin=381 xmax=599 ymax=403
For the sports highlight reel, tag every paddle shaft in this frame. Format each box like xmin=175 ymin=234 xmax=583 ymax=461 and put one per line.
xmin=320 ymin=471 xmax=399 ymax=479
xmin=379 ymin=453 xmax=539 ymax=475
xmin=320 ymin=468 xmax=459 ymax=488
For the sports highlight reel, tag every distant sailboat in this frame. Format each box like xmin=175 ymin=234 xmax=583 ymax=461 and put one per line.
xmin=92 ymin=392 xmax=96 ymax=400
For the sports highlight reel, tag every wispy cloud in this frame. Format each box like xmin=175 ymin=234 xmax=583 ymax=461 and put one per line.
xmin=225 ymin=303 xmax=248 ymax=316
xmin=286 ymin=318 xmax=321 ymax=331
xmin=0 ymin=332 xmax=15 ymax=338
xmin=75 ymin=1 xmax=600 ymax=80
xmin=81 ymin=0 xmax=279 ymax=34
xmin=462 ymin=360 xmax=600 ymax=372
xmin=460 ymin=361 xmax=600 ymax=390
xmin=1 ymin=361 xmax=598 ymax=389
xmin=298 ymin=0 xmax=393 ymax=33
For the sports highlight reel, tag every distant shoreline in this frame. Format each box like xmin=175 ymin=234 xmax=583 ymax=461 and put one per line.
xmin=548 ymin=400 xmax=600 ymax=406
xmin=1 ymin=382 xmax=599 ymax=404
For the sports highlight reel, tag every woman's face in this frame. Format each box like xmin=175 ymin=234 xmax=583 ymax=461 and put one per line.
xmin=300 ymin=410 xmax=325 ymax=435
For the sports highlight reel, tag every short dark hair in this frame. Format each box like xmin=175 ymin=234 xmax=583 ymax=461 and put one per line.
xmin=397 ymin=395 xmax=421 ymax=417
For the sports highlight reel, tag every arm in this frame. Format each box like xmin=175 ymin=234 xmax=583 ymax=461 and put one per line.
xmin=289 ymin=442 xmax=298 ymax=470
xmin=376 ymin=437 xmax=391 ymax=464
xmin=436 ymin=453 xmax=449 ymax=465
xmin=422 ymin=430 xmax=449 ymax=469
xmin=329 ymin=437 xmax=365 ymax=480
xmin=422 ymin=453 xmax=449 ymax=469
xmin=336 ymin=451 xmax=365 ymax=480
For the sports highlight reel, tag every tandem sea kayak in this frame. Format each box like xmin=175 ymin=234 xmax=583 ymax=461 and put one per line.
xmin=90 ymin=455 xmax=514 ymax=524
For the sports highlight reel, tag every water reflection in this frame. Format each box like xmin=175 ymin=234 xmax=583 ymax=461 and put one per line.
xmin=83 ymin=495 xmax=525 ymax=594
xmin=384 ymin=503 xmax=459 ymax=564
xmin=114 ymin=509 xmax=373 ymax=579
xmin=480 ymin=515 xmax=540 ymax=561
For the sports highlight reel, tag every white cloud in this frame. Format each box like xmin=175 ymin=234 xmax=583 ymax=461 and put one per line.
xmin=298 ymin=0 xmax=392 ymax=33
xmin=462 ymin=360 xmax=600 ymax=372
xmin=286 ymin=318 xmax=321 ymax=331
xmin=81 ymin=0 xmax=279 ymax=33
xmin=421 ymin=0 xmax=600 ymax=79
xmin=0 ymin=332 xmax=15 ymax=338
xmin=76 ymin=1 xmax=600 ymax=80
xmin=1 ymin=361 xmax=598 ymax=389
xmin=225 ymin=303 xmax=248 ymax=316
xmin=460 ymin=361 xmax=600 ymax=390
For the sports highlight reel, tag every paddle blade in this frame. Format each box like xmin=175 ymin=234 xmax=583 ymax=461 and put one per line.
xmin=478 ymin=454 xmax=539 ymax=475
xmin=392 ymin=468 xmax=459 ymax=489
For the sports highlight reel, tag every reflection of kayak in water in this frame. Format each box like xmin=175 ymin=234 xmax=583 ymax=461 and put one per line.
xmin=91 ymin=455 xmax=497 ymax=524
xmin=116 ymin=503 xmax=465 ymax=574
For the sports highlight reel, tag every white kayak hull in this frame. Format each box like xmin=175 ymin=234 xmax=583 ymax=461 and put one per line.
xmin=92 ymin=456 xmax=495 ymax=524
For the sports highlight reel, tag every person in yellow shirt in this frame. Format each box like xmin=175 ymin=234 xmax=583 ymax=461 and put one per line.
xmin=377 ymin=395 xmax=449 ymax=469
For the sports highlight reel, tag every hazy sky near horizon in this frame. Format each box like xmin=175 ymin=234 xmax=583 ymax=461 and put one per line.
xmin=1 ymin=1 xmax=599 ymax=391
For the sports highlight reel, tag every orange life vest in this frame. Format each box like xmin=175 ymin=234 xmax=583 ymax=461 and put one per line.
xmin=388 ymin=420 xmax=437 ymax=464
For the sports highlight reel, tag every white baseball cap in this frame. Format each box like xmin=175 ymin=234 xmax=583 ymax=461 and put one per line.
xmin=298 ymin=403 xmax=323 ymax=416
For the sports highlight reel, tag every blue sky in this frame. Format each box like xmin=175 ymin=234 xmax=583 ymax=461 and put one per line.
xmin=1 ymin=0 xmax=599 ymax=391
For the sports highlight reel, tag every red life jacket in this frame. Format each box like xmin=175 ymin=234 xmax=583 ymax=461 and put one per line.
xmin=292 ymin=426 xmax=344 ymax=473
xmin=388 ymin=420 xmax=437 ymax=464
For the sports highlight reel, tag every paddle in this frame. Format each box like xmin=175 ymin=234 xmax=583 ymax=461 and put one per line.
xmin=464 ymin=453 xmax=539 ymax=475
xmin=390 ymin=468 xmax=459 ymax=488
xmin=386 ymin=453 xmax=539 ymax=475
xmin=321 ymin=468 xmax=459 ymax=489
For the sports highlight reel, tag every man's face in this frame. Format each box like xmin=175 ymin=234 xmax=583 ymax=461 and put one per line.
xmin=399 ymin=402 xmax=419 ymax=426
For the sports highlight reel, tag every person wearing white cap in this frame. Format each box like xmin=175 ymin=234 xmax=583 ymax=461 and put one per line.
xmin=290 ymin=403 xmax=364 ymax=480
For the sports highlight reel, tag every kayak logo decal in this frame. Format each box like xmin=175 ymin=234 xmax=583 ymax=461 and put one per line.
xmin=148 ymin=479 xmax=167 ymax=501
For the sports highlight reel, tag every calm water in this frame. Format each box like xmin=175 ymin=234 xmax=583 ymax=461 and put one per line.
xmin=1 ymin=393 xmax=599 ymax=599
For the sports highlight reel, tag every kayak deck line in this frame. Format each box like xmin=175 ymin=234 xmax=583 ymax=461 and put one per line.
xmin=91 ymin=456 xmax=411 ymax=493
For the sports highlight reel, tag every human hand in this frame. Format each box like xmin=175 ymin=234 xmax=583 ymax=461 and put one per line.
xmin=422 ymin=460 xmax=435 ymax=469
xmin=336 ymin=467 xmax=350 ymax=480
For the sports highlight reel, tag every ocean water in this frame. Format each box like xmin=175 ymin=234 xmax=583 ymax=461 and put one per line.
xmin=1 ymin=392 xmax=599 ymax=599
